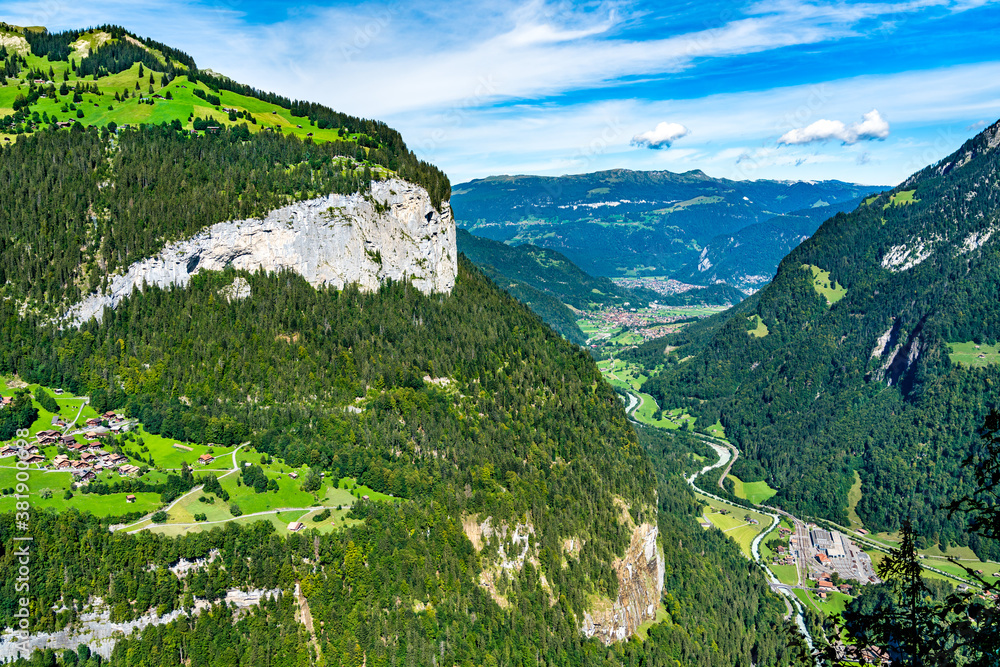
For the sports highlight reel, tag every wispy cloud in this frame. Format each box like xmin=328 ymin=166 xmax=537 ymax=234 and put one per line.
xmin=5 ymin=0 xmax=999 ymax=185
xmin=778 ymin=109 xmax=890 ymax=145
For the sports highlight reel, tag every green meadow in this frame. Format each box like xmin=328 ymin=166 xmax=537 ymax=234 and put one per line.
xmin=948 ymin=341 xmax=1000 ymax=367
xmin=802 ymin=264 xmax=847 ymax=305
xmin=727 ymin=474 xmax=778 ymax=504
xmin=697 ymin=492 xmax=773 ymax=559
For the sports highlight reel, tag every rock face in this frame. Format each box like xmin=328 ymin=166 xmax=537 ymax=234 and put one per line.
xmin=581 ymin=522 xmax=665 ymax=644
xmin=0 ymin=588 xmax=279 ymax=661
xmin=66 ymin=179 xmax=456 ymax=324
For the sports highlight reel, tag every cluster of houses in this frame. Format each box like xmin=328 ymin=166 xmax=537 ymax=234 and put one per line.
xmin=0 ymin=411 xmax=139 ymax=482
xmin=773 ymin=543 xmax=795 ymax=567
xmin=811 ymin=573 xmax=853 ymax=599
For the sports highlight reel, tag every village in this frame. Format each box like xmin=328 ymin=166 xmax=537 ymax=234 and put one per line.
xmin=2 ymin=409 xmax=150 ymax=486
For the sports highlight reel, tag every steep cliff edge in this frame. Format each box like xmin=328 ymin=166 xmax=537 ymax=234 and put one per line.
xmin=581 ymin=522 xmax=665 ymax=644
xmin=462 ymin=512 xmax=664 ymax=644
xmin=65 ymin=178 xmax=456 ymax=324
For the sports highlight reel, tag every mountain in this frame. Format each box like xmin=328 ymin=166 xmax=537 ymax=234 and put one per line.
xmin=451 ymin=169 xmax=883 ymax=282
xmin=682 ymin=197 xmax=872 ymax=292
xmin=0 ymin=24 xmax=804 ymax=667
xmin=641 ymin=118 xmax=1000 ymax=561
xmin=458 ymin=228 xmax=744 ymax=344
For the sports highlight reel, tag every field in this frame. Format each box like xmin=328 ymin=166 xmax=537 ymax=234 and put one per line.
xmin=634 ymin=603 xmax=669 ymax=641
xmin=696 ymin=492 xmax=773 ymax=559
xmin=597 ymin=358 xmax=648 ymax=391
xmin=747 ymin=314 xmax=769 ymax=338
xmin=947 ymin=341 xmax=1000 ymax=367
xmin=885 ymin=189 xmax=917 ymax=208
xmin=704 ymin=420 xmax=727 ymax=440
xmin=597 ymin=359 xmax=698 ymax=430
xmin=769 ymin=564 xmax=799 ymax=586
xmin=0 ymin=466 xmax=161 ymax=516
xmin=152 ymin=470 xmax=395 ymax=535
xmin=809 ymin=589 xmax=852 ymax=617
xmin=727 ymin=474 xmax=778 ymax=504
xmin=802 ymin=264 xmax=847 ymax=305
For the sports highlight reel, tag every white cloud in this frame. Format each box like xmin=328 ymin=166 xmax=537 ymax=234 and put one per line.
xmin=778 ymin=109 xmax=890 ymax=145
xmin=631 ymin=122 xmax=689 ymax=149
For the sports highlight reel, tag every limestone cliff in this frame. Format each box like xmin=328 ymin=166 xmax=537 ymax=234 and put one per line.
xmin=581 ymin=522 xmax=665 ymax=644
xmin=65 ymin=178 xmax=456 ymax=324
xmin=462 ymin=513 xmax=664 ymax=644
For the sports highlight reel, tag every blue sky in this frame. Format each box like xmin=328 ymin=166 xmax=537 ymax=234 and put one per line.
xmin=4 ymin=0 xmax=1000 ymax=186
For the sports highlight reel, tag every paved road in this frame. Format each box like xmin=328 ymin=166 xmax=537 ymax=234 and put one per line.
xmin=146 ymin=505 xmax=335 ymax=529
xmin=62 ymin=397 xmax=89 ymax=435
xmin=686 ymin=435 xmax=814 ymax=652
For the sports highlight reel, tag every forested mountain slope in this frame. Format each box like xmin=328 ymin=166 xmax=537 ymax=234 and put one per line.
xmin=681 ymin=197 xmax=871 ymax=291
xmin=457 ymin=228 xmax=744 ymax=343
xmin=0 ymin=24 xmax=803 ymax=667
xmin=644 ymin=118 xmax=1000 ymax=561
xmin=451 ymin=169 xmax=881 ymax=283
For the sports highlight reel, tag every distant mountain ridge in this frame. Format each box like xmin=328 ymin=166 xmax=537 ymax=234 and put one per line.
xmin=451 ymin=169 xmax=883 ymax=287
xmin=685 ymin=197 xmax=871 ymax=291
xmin=457 ymin=229 xmax=745 ymax=343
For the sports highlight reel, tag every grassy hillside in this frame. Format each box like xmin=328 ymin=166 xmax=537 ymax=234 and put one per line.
xmin=0 ymin=23 xmax=449 ymax=206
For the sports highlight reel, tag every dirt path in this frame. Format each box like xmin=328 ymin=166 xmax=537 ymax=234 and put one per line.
xmin=63 ymin=397 xmax=89 ymax=434
xmin=117 ymin=443 xmax=249 ymax=532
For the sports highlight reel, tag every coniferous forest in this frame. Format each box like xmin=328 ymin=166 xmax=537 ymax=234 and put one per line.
xmin=2 ymin=18 xmax=999 ymax=667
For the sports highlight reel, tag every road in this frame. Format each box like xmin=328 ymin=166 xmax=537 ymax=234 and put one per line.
xmin=62 ymin=397 xmax=89 ymax=435
xmin=685 ymin=434 xmax=814 ymax=653
xmin=142 ymin=505 xmax=336 ymax=529
xmin=118 ymin=443 xmax=249 ymax=533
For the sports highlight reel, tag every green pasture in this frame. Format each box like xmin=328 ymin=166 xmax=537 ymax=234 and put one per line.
xmin=802 ymin=264 xmax=846 ymax=305
xmin=0 ymin=466 xmax=160 ymax=516
xmin=885 ymin=189 xmax=917 ymax=208
xmin=727 ymin=474 xmax=778 ymax=504
xmin=697 ymin=492 xmax=772 ymax=559
xmin=747 ymin=314 xmax=769 ymax=338
xmin=948 ymin=342 xmax=1000 ymax=367
xmin=769 ymin=564 xmax=799 ymax=586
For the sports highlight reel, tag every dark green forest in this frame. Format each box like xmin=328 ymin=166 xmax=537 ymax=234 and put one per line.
xmin=0 ymin=124 xmax=431 ymax=312
xmin=640 ymin=119 xmax=1000 ymax=560
xmin=1 ymin=423 xmax=805 ymax=667
xmin=1 ymin=260 xmax=804 ymax=666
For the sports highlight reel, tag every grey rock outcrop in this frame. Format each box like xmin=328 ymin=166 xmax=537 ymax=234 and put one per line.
xmin=581 ymin=522 xmax=665 ymax=644
xmin=66 ymin=179 xmax=456 ymax=324
xmin=0 ymin=588 xmax=280 ymax=660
